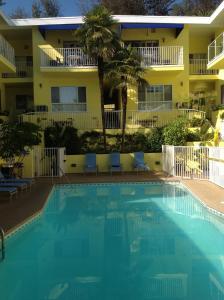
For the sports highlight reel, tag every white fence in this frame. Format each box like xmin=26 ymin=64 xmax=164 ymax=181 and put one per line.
xmin=40 ymin=48 xmax=96 ymax=67
xmin=208 ymin=32 xmax=224 ymax=65
xmin=21 ymin=109 xmax=205 ymax=130
xmin=189 ymin=59 xmax=218 ymax=75
xmin=33 ymin=147 xmax=65 ymax=177
xmin=136 ymin=46 xmax=183 ymax=66
xmin=0 ymin=34 xmax=15 ymax=67
xmin=163 ymin=145 xmax=224 ymax=187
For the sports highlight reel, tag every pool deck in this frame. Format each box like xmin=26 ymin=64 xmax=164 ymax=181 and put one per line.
xmin=0 ymin=172 xmax=224 ymax=234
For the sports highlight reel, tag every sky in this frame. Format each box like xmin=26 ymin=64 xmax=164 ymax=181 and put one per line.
xmin=2 ymin=0 xmax=82 ymax=17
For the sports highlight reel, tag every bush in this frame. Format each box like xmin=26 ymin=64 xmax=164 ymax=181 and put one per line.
xmin=44 ymin=123 xmax=81 ymax=154
xmin=163 ymin=118 xmax=188 ymax=146
xmin=188 ymin=117 xmax=204 ymax=127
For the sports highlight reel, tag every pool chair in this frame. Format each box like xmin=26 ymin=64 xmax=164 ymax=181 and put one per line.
xmin=84 ymin=153 xmax=98 ymax=175
xmin=0 ymin=182 xmax=28 ymax=192
xmin=133 ymin=152 xmax=150 ymax=173
xmin=0 ymin=187 xmax=17 ymax=200
xmin=0 ymin=170 xmax=34 ymax=190
xmin=110 ymin=152 xmax=122 ymax=174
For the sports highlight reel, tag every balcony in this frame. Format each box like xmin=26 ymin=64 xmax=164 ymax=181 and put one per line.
xmin=40 ymin=46 xmax=184 ymax=71
xmin=2 ymin=58 xmax=33 ymax=79
xmin=20 ymin=108 xmax=205 ymax=130
xmin=40 ymin=47 xmax=97 ymax=71
xmin=190 ymin=59 xmax=218 ymax=77
xmin=208 ymin=33 xmax=224 ymax=69
xmin=136 ymin=46 xmax=184 ymax=70
xmin=0 ymin=34 xmax=16 ymax=72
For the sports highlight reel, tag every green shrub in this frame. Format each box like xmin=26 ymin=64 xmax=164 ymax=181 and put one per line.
xmin=188 ymin=117 xmax=204 ymax=127
xmin=163 ymin=118 xmax=188 ymax=146
xmin=44 ymin=123 xmax=81 ymax=154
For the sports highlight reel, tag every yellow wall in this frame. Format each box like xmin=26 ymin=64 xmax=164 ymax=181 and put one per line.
xmin=65 ymin=153 xmax=162 ymax=173
xmin=32 ymin=29 xmax=101 ymax=115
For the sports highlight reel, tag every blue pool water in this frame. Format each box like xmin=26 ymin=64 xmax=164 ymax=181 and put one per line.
xmin=1 ymin=182 xmax=224 ymax=300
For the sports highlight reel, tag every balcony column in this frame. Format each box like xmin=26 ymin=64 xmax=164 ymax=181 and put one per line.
xmin=0 ymin=83 xmax=6 ymax=111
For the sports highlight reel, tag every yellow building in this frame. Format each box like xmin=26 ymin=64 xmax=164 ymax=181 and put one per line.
xmin=1 ymin=3 xmax=224 ymax=132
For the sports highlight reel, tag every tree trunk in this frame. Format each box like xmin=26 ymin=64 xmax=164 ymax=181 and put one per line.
xmin=97 ymin=57 xmax=107 ymax=151
xmin=121 ymin=85 xmax=128 ymax=152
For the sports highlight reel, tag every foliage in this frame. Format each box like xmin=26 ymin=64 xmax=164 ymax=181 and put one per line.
xmin=100 ymin=0 xmax=146 ymax=14
xmin=188 ymin=117 xmax=204 ymax=127
xmin=75 ymin=4 xmax=120 ymax=151
xmin=220 ymin=112 xmax=224 ymax=120
xmin=10 ymin=7 xmax=30 ymax=19
xmin=172 ymin=0 xmax=222 ymax=16
xmin=163 ymin=118 xmax=188 ymax=146
xmin=105 ymin=45 xmax=145 ymax=151
xmin=0 ymin=122 xmax=41 ymax=164
xmin=186 ymin=120 xmax=214 ymax=142
xmin=144 ymin=0 xmax=175 ymax=15
xmin=32 ymin=0 xmax=61 ymax=17
xmin=44 ymin=123 xmax=81 ymax=154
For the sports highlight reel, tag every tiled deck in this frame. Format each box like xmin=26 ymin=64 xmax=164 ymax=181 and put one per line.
xmin=0 ymin=173 xmax=224 ymax=234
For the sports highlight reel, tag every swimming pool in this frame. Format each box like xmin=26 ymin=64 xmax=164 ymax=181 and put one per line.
xmin=0 ymin=182 xmax=224 ymax=300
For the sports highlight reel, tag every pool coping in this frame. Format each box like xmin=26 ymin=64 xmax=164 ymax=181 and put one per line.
xmin=4 ymin=180 xmax=224 ymax=240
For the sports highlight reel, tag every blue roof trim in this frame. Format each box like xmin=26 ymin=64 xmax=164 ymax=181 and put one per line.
xmin=121 ymin=23 xmax=184 ymax=29
xmin=39 ymin=24 xmax=80 ymax=30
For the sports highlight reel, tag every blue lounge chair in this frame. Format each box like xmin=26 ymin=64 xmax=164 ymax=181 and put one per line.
xmin=110 ymin=152 xmax=122 ymax=174
xmin=0 ymin=182 xmax=28 ymax=191
xmin=84 ymin=153 xmax=98 ymax=174
xmin=0 ymin=171 xmax=34 ymax=189
xmin=133 ymin=152 xmax=150 ymax=173
xmin=0 ymin=187 xmax=17 ymax=200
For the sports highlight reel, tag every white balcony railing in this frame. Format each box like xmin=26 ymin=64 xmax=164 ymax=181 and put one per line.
xmin=40 ymin=46 xmax=183 ymax=68
xmin=208 ymin=32 xmax=224 ymax=64
xmin=40 ymin=48 xmax=96 ymax=68
xmin=20 ymin=108 xmax=205 ymax=130
xmin=0 ymin=34 xmax=15 ymax=66
xmin=2 ymin=60 xmax=33 ymax=78
xmin=190 ymin=59 xmax=218 ymax=75
xmin=136 ymin=46 xmax=183 ymax=67
xmin=52 ymin=103 xmax=87 ymax=112
xmin=138 ymin=101 xmax=172 ymax=111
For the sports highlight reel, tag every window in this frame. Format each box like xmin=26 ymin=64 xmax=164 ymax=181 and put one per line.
xmin=138 ymin=84 xmax=172 ymax=111
xmin=51 ymin=86 xmax=86 ymax=112
xmin=125 ymin=40 xmax=159 ymax=48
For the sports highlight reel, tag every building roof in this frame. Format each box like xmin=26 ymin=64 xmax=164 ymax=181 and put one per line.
xmin=2 ymin=0 xmax=224 ymax=28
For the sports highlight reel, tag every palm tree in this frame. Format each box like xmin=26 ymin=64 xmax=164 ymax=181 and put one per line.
xmin=75 ymin=5 xmax=120 ymax=150
xmin=105 ymin=45 xmax=145 ymax=152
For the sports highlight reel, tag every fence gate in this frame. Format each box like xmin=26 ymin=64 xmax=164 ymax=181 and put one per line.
xmin=34 ymin=147 xmax=65 ymax=177
xmin=163 ymin=146 xmax=209 ymax=180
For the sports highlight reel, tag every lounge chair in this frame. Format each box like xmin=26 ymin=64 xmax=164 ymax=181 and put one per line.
xmin=110 ymin=152 xmax=122 ymax=174
xmin=133 ymin=152 xmax=150 ymax=173
xmin=84 ymin=153 xmax=98 ymax=174
xmin=0 ymin=182 xmax=28 ymax=191
xmin=0 ymin=170 xmax=34 ymax=189
xmin=0 ymin=187 xmax=17 ymax=200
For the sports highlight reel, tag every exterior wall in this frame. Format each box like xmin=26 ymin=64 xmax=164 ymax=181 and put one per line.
xmin=126 ymin=26 xmax=190 ymax=110
xmin=32 ymin=28 xmax=101 ymax=115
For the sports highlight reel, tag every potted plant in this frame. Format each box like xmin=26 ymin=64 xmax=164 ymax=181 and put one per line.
xmin=219 ymin=112 xmax=224 ymax=140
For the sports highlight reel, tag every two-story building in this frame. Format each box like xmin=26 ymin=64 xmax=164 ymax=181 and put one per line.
xmin=1 ymin=2 xmax=224 ymax=131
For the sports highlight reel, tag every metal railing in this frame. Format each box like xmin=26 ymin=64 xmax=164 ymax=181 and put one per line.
xmin=189 ymin=59 xmax=218 ymax=75
xmin=208 ymin=32 xmax=224 ymax=64
xmin=2 ymin=59 xmax=33 ymax=78
xmin=0 ymin=34 xmax=15 ymax=67
xmin=0 ymin=227 xmax=5 ymax=260
xmin=20 ymin=108 xmax=205 ymax=130
xmin=136 ymin=46 xmax=184 ymax=66
xmin=138 ymin=101 xmax=172 ymax=111
xmin=52 ymin=103 xmax=87 ymax=112
xmin=40 ymin=47 xmax=96 ymax=67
